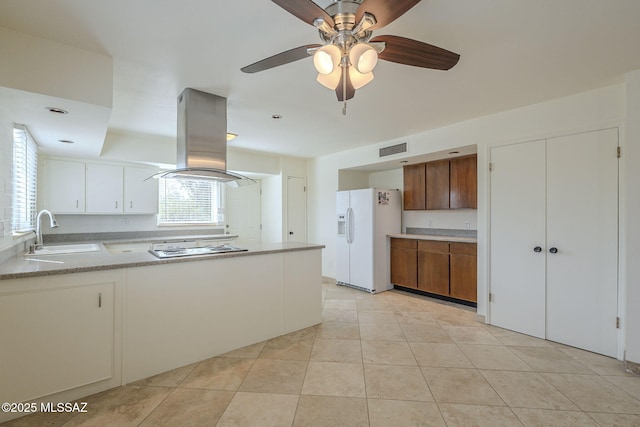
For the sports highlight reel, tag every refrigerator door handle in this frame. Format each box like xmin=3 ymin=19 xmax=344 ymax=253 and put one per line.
xmin=345 ymin=208 xmax=350 ymax=244
xmin=347 ymin=207 xmax=354 ymax=244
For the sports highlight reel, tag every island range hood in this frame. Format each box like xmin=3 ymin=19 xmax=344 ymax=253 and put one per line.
xmin=155 ymin=88 xmax=255 ymax=186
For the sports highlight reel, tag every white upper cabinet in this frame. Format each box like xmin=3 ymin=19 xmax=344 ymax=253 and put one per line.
xmin=41 ymin=158 xmax=158 ymax=215
xmin=42 ymin=159 xmax=85 ymax=213
xmin=86 ymin=163 xmax=123 ymax=213
xmin=124 ymin=166 xmax=158 ymax=213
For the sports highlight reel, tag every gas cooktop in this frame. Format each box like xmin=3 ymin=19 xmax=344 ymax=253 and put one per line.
xmin=149 ymin=244 xmax=248 ymax=259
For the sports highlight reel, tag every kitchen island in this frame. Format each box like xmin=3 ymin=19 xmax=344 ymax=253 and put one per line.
xmin=0 ymin=241 xmax=323 ymax=423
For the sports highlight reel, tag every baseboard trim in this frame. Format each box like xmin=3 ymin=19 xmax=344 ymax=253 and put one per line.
xmin=625 ymin=360 xmax=640 ymax=375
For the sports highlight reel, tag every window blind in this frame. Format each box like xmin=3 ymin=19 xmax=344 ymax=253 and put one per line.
xmin=158 ymin=178 xmax=223 ymax=225
xmin=12 ymin=124 xmax=38 ymax=233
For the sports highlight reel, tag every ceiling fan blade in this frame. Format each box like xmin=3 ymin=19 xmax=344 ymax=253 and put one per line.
xmin=355 ymin=0 xmax=421 ymax=30
xmin=272 ymin=0 xmax=335 ymax=27
xmin=372 ymin=35 xmax=460 ymax=70
xmin=336 ymin=67 xmax=355 ymax=102
xmin=241 ymin=44 xmax=321 ymax=73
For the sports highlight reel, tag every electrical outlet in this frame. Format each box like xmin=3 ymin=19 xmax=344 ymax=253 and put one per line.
xmin=464 ymin=220 xmax=470 ymax=229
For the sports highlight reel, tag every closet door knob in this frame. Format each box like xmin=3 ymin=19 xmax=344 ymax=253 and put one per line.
xmin=549 ymin=247 xmax=558 ymax=254
xmin=533 ymin=246 xmax=542 ymax=253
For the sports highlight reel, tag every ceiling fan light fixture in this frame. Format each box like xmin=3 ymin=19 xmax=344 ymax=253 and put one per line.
xmin=349 ymin=67 xmax=374 ymax=90
xmin=317 ymin=66 xmax=342 ymax=90
xmin=313 ymin=44 xmax=341 ymax=75
xmin=349 ymin=43 xmax=378 ymax=74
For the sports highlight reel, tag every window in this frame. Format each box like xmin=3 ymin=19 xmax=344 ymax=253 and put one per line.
xmin=12 ymin=124 xmax=38 ymax=233
xmin=157 ymin=178 xmax=224 ymax=225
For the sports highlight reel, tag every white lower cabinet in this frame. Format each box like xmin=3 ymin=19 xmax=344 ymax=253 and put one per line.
xmin=124 ymin=250 xmax=323 ymax=383
xmin=490 ymin=128 xmax=619 ymax=357
xmin=0 ymin=277 xmax=116 ymax=403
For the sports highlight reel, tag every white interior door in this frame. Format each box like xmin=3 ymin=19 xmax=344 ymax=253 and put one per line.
xmin=226 ymin=180 xmax=262 ymax=244
xmin=490 ymin=140 xmax=547 ymax=338
xmin=546 ymin=128 xmax=619 ymax=357
xmin=287 ymin=177 xmax=306 ymax=243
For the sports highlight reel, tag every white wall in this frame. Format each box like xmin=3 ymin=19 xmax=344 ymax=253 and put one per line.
xmin=624 ymin=70 xmax=640 ymax=364
xmin=368 ymin=169 xmax=402 ymax=190
xmin=0 ymin=27 xmax=112 ymax=108
xmin=308 ymin=83 xmax=626 ymax=322
xmin=0 ymin=103 xmax=14 ymax=249
xmin=261 ymin=174 xmax=282 ymax=243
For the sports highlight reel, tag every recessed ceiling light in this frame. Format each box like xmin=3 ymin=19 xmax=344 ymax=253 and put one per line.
xmin=58 ymin=139 xmax=74 ymax=144
xmin=46 ymin=107 xmax=69 ymax=114
xmin=226 ymin=133 xmax=237 ymax=141
xmin=272 ymin=114 xmax=282 ymax=119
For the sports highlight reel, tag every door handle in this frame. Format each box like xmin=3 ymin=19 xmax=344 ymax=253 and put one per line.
xmin=533 ymin=246 xmax=542 ymax=253
xmin=549 ymin=247 xmax=558 ymax=254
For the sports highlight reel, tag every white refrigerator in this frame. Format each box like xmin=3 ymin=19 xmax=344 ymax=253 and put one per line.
xmin=336 ymin=188 xmax=401 ymax=293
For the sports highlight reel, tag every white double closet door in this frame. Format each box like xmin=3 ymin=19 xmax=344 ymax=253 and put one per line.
xmin=490 ymin=128 xmax=619 ymax=357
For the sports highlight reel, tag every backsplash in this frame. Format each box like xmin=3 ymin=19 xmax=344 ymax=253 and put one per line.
xmin=44 ymin=228 xmax=227 ymax=243
xmin=405 ymin=227 xmax=477 ymax=238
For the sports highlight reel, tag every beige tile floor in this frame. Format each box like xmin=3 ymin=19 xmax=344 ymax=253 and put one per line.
xmin=4 ymin=281 xmax=640 ymax=427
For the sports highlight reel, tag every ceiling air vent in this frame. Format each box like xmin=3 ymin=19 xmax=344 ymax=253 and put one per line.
xmin=379 ymin=142 xmax=407 ymax=158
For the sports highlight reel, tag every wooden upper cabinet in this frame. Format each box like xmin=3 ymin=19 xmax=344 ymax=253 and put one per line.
xmin=450 ymin=155 xmax=477 ymax=209
xmin=403 ymin=164 xmax=426 ymax=210
xmin=426 ymin=160 xmax=450 ymax=210
xmin=403 ymin=154 xmax=477 ymax=211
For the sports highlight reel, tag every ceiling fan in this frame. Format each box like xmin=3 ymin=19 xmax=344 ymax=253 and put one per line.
xmin=241 ymin=0 xmax=460 ymax=114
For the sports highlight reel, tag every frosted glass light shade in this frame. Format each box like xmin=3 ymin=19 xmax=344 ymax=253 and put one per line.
xmin=317 ymin=67 xmax=342 ymax=89
xmin=349 ymin=43 xmax=378 ymax=74
xmin=313 ymin=45 xmax=341 ymax=75
xmin=349 ymin=67 xmax=374 ymax=89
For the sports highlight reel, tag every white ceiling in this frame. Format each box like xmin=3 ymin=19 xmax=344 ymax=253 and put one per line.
xmin=1 ymin=0 xmax=639 ymax=159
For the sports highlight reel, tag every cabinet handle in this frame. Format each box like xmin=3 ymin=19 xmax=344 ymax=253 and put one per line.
xmin=76 ymin=200 xmax=79 ymax=208
xmin=533 ymin=246 xmax=542 ymax=253
xmin=130 ymin=201 xmax=133 ymax=208
xmin=115 ymin=201 xmax=118 ymax=209
xmin=549 ymin=247 xmax=558 ymax=254
xmin=98 ymin=292 xmax=102 ymax=308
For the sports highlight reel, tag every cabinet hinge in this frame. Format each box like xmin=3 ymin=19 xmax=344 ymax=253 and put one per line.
xmin=489 ymin=163 xmax=493 ymax=171
xmin=617 ymin=147 xmax=621 ymax=158
xmin=489 ymin=293 xmax=493 ymax=302
xmin=616 ymin=317 xmax=621 ymax=329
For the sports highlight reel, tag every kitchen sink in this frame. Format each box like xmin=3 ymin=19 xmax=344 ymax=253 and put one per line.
xmin=28 ymin=243 xmax=102 ymax=255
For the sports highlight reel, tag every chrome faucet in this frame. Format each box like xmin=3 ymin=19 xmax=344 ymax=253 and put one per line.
xmin=35 ymin=209 xmax=58 ymax=249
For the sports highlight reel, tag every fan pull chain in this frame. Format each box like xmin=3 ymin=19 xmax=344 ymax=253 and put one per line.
xmin=342 ymin=65 xmax=347 ymax=115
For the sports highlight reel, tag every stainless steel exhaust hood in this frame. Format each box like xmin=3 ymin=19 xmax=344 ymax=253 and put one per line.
xmin=156 ymin=88 xmax=255 ymax=186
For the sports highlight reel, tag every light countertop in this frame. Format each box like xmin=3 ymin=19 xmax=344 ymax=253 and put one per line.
xmin=0 ymin=241 xmax=324 ymax=280
xmin=388 ymin=233 xmax=477 ymax=244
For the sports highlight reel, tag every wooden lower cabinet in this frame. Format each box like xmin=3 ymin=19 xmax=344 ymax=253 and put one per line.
xmin=418 ymin=241 xmax=449 ymax=294
xmin=390 ymin=238 xmax=417 ymax=288
xmin=449 ymin=243 xmax=477 ymax=302
xmin=391 ymin=238 xmax=477 ymax=303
